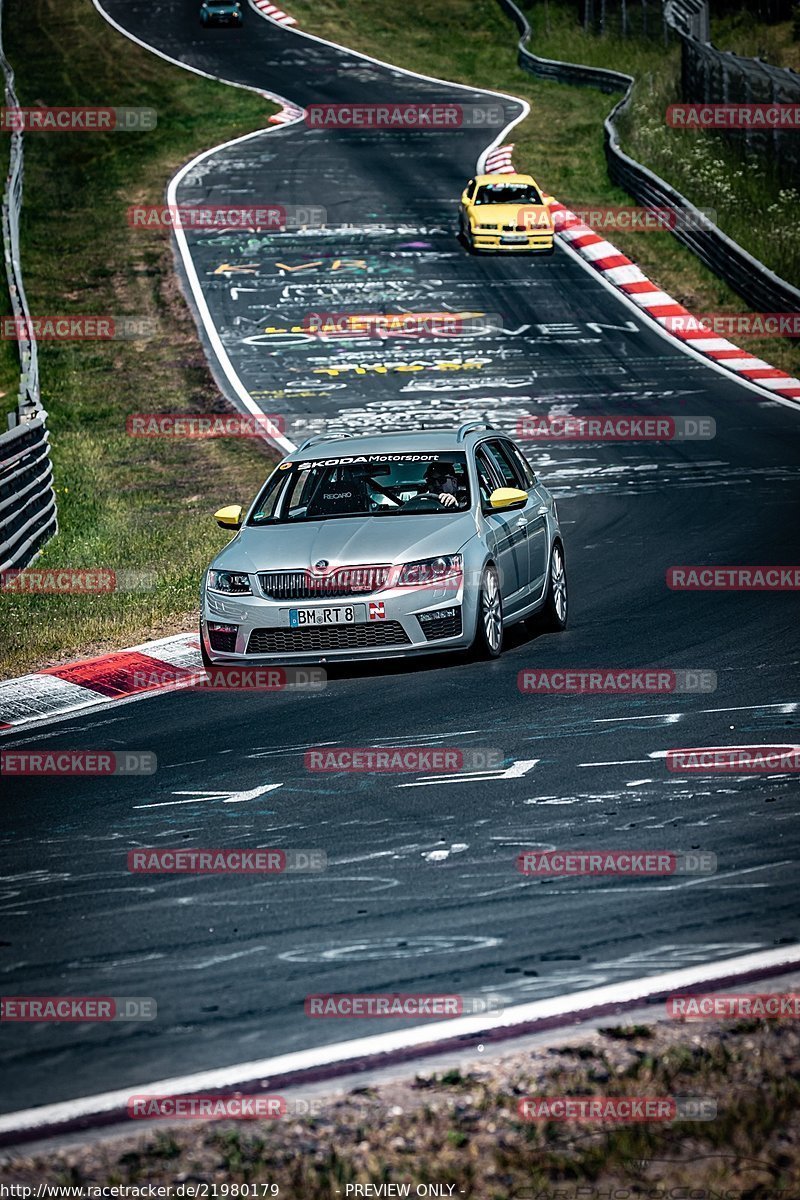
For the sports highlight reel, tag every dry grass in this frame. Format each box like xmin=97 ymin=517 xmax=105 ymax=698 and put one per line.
xmin=2 ymin=1018 xmax=798 ymax=1195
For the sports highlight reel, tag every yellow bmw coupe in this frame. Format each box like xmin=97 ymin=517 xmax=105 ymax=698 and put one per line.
xmin=459 ymin=173 xmax=555 ymax=255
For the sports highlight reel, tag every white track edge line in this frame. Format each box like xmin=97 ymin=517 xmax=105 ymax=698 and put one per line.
xmin=1 ymin=944 xmax=797 ymax=1136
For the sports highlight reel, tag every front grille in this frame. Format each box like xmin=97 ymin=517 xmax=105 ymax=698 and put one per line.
xmin=417 ymin=608 xmax=463 ymax=642
xmin=258 ymin=566 xmax=390 ymax=601
xmin=247 ymin=622 xmax=410 ymax=654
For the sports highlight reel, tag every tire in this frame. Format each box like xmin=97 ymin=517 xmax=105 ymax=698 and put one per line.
xmin=539 ymin=541 xmax=568 ymax=632
xmin=472 ymin=565 xmax=504 ymax=659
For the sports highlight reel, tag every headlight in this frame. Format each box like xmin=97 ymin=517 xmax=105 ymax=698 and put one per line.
xmin=393 ymin=555 xmax=463 ymax=587
xmin=474 ymin=223 xmax=497 ymax=231
xmin=207 ymin=570 xmax=252 ymax=595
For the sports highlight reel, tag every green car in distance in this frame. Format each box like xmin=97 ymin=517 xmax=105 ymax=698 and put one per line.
xmin=200 ymin=0 xmax=243 ymax=27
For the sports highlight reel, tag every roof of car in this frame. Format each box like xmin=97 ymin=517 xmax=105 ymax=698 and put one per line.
xmin=289 ymin=428 xmax=509 ymax=462
xmin=474 ymin=173 xmax=536 ymax=185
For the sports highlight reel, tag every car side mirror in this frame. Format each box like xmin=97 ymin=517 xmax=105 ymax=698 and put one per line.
xmin=214 ymin=504 xmax=243 ymax=529
xmin=488 ymin=487 xmax=528 ymax=512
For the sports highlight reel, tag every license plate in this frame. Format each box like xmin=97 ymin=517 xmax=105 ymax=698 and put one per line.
xmin=502 ymin=235 xmax=527 ymax=244
xmin=288 ymin=604 xmax=365 ymax=627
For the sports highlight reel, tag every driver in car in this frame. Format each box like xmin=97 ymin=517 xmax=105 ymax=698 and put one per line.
xmin=423 ymin=460 xmax=461 ymax=508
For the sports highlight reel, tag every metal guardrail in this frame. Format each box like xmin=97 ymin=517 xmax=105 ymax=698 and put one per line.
xmin=0 ymin=0 xmax=57 ymax=570
xmin=0 ymin=415 xmax=57 ymax=572
xmin=496 ymin=0 xmax=800 ymax=315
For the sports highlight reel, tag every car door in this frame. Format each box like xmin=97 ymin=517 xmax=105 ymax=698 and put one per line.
xmin=474 ymin=444 xmax=525 ymax=613
xmin=482 ymin=439 xmax=548 ymax=599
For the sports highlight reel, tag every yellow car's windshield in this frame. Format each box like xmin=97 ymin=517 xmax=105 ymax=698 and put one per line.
xmin=475 ymin=183 xmax=542 ymax=205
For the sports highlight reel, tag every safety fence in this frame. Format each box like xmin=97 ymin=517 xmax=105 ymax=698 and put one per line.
xmin=678 ymin=22 xmax=800 ymax=183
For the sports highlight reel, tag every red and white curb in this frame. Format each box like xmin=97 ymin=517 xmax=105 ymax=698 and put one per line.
xmin=0 ymin=633 xmax=201 ymax=730
xmin=267 ymin=99 xmax=305 ymax=125
xmin=251 ymin=0 xmax=297 ymax=26
xmin=0 ymin=943 xmax=797 ymax=1147
xmin=486 ymin=145 xmax=800 ymax=404
xmin=484 ymin=143 xmax=516 ymax=174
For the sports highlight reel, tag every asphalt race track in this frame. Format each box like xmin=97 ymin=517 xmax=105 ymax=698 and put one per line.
xmin=1 ymin=0 xmax=799 ymax=1114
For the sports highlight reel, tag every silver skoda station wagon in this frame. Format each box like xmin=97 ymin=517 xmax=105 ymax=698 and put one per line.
xmin=200 ymin=422 xmax=567 ymax=665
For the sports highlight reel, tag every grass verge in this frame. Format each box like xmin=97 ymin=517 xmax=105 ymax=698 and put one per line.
xmin=287 ymin=0 xmax=799 ymax=377
xmin=2 ymin=1016 xmax=798 ymax=1193
xmin=712 ymin=11 xmax=800 ymax=71
xmin=0 ymin=0 xmax=280 ymax=679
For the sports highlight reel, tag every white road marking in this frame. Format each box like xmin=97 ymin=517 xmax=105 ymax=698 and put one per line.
xmin=593 ymin=714 xmax=683 ymax=724
xmin=579 ymin=759 xmax=652 ymax=767
xmin=134 ymin=784 xmax=282 ymax=809
xmin=699 ymin=702 xmax=798 ymax=715
xmin=397 ymin=760 xmax=539 ymax=787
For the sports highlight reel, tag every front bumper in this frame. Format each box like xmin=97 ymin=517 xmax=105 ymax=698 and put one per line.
xmin=201 ymin=579 xmax=473 ymax=663
xmin=202 ymin=12 xmax=243 ymax=24
xmin=471 ymin=231 xmax=554 ymax=253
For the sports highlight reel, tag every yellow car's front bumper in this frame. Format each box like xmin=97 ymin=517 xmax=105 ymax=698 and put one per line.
xmin=470 ymin=231 xmax=555 ymax=253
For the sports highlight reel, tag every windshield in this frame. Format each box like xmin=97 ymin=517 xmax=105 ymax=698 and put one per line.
xmin=249 ymin=453 xmax=471 ymax=524
xmin=474 ymin=183 xmax=543 ymax=205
